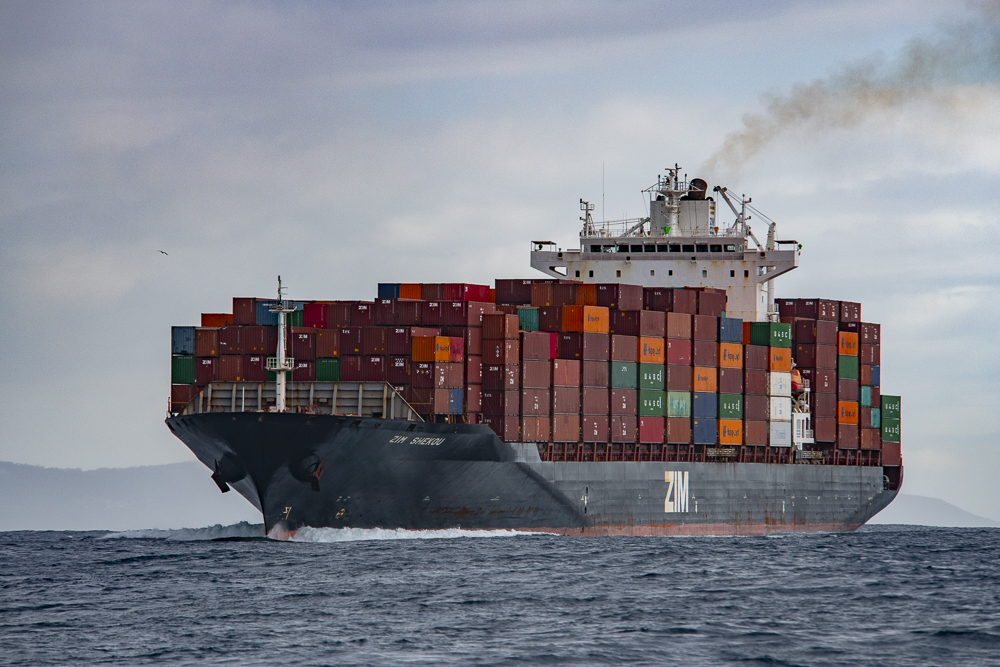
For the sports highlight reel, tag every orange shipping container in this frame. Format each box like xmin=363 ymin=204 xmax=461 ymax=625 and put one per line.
xmin=561 ymin=305 xmax=610 ymax=333
xmin=399 ymin=283 xmax=421 ymax=300
xmin=838 ymin=331 xmax=859 ymax=356
xmin=838 ymin=401 xmax=859 ymax=425
xmin=769 ymin=347 xmax=792 ymax=372
xmin=412 ymin=336 xmax=451 ymax=362
xmin=637 ymin=337 xmax=665 ymax=364
xmin=692 ymin=367 xmax=718 ymax=392
xmin=201 ymin=313 xmax=233 ymax=328
xmin=719 ymin=343 xmax=743 ymax=368
xmin=488 ymin=288 xmax=495 ymax=303
xmin=718 ymin=419 xmax=742 ymax=445
xmin=574 ymin=284 xmax=597 ymax=306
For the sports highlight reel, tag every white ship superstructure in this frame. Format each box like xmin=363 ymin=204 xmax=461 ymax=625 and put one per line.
xmin=530 ymin=166 xmax=799 ymax=322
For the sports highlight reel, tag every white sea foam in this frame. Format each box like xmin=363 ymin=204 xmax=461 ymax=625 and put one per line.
xmin=101 ymin=521 xmax=266 ymax=541
xmin=283 ymin=526 xmax=536 ymax=543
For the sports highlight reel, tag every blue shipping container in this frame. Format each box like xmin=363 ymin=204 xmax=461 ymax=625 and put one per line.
xmin=871 ymin=365 xmax=880 ymax=387
xmin=692 ymin=392 xmax=718 ymax=418
xmin=448 ymin=388 xmax=464 ymax=414
xmin=693 ymin=418 xmax=717 ymax=445
xmin=378 ymin=283 xmax=400 ymax=299
xmin=171 ymin=326 xmax=195 ymax=355
xmin=256 ymin=300 xmax=279 ymax=326
xmin=718 ymin=317 xmax=743 ymax=344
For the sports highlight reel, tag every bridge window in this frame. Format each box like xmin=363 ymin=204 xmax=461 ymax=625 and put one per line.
xmin=617 ymin=244 xmax=629 ymax=253
xmin=657 ymin=245 xmax=669 ymax=252
xmin=670 ymin=244 xmax=681 ymax=252
xmin=644 ymin=245 xmax=655 ymax=253
xmin=682 ymin=244 xmax=694 ymax=252
xmin=725 ymin=244 xmax=736 ymax=252
xmin=603 ymin=245 xmax=616 ymax=253
xmin=630 ymin=245 xmax=643 ymax=253
xmin=710 ymin=244 xmax=722 ymax=252
xmin=590 ymin=245 xmax=602 ymax=252
xmin=696 ymin=244 xmax=708 ymax=252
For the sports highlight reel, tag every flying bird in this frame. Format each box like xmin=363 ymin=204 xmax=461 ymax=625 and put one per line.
xmin=159 ymin=250 xmax=168 ymax=255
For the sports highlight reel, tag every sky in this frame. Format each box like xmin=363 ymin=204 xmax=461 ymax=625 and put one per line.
xmin=2 ymin=1 xmax=999 ymax=520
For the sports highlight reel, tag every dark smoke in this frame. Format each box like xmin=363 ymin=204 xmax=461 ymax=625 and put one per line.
xmin=701 ymin=1 xmax=1000 ymax=175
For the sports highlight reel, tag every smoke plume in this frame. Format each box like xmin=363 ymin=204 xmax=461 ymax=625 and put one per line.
xmin=701 ymin=1 xmax=1000 ymax=175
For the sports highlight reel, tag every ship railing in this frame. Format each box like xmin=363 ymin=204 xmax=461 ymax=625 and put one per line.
xmin=265 ymin=356 xmax=294 ymax=371
xmin=176 ymin=381 xmax=423 ymax=421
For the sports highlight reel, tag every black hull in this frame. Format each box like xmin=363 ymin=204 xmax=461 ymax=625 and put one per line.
xmin=166 ymin=413 xmax=900 ymax=536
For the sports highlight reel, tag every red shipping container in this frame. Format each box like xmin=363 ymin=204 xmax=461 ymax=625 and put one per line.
xmin=232 ymin=298 xmax=257 ymax=326
xmin=448 ymin=336 xmax=464 ymax=363
xmin=666 ymin=417 xmax=691 ymax=444
xmin=493 ymin=279 xmax=534 ymax=305
xmin=718 ymin=367 xmax=743 ymax=394
xmin=692 ymin=315 xmax=719 ymax=341
xmin=794 ymin=319 xmax=838 ymax=346
xmin=610 ymin=389 xmax=637 ymax=415
xmin=610 ymin=310 xmax=665 ymax=337
xmin=339 ymin=328 xmax=363 ymax=355
xmin=483 ymin=364 xmax=520 ymax=391
xmin=219 ymin=327 xmax=242 ymax=355
xmin=466 ymin=355 xmax=483 ymax=384
xmin=291 ymin=360 xmax=315 ymax=382
xmin=387 ymin=326 xmax=441 ymax=355
xmin=481 ymin=390 xmax=520 ymax=415
xmin=839 ymin=301 xmax=861 ymax=323
xmin=243 ymin=355 xmax=267 ymax=382
xmin=482 ymin=313 xmax=519 ymax=340
xmin=201 ymin=313 xmax=232 ymax=328
xmin=666 ymin=312 xmax=693 ymax=339
xmin=170 ymin=383 xmax=199 ymax=405
xmin=611 ymin=335 xmax=638 ymax=362
xmin=421 ymin=301 xmax=445 ymax=326
xmin=666 ymin=338 xmax=692 ymax=365
xmin=582 ymin=415 xmax=609 ymax=443
xmin=521 ymin=331 xmax=553 ymax=360
xmin=217 ymin=355 xmax=243 ymax=381
xmin=316 ymin=329 xmax=340 ymax=358
xmin=871 ymin=386 xmax=881 ymax=405
xmin=552 ymin=386 xmax=581 ymax=414
xmin=195 ymin=328 xmax=219 ymax=357
xmin=484 ymin=339 xmax=520 ymax=365
xmin=350 ymin=302 xmax=374 ymax=327
xmin=795 ymin=344 xmax=836 ymax=369
xmin=744 ymin=394 xmax=768 ymax=420
xmin=303 ymin=302 xmax=327 ymax=329
xmin=552 ymin=414 xmax=580 ymax=442
xmin=420 ymin=284 xmax=444 ymax=301
xmin=696 ymin=291 xmax=727 ymax=318
xmin=692 ymin=340 xmax=718 ymax=367
xmin=394 ymin=300 xmax=423 ymax=326
xmin=744 ymin=369 xmax=767 ymax=395
xmin=860 ymin=364 xmax=872 ymax=385
xmin=387 ymin=356 xmax=411 ymax=385
xmin=801 ymin=368 xmax=836 ymax=393
xmin=574 ymin=283 xmax=597 ymax=306
xmin=882 ymin=441 xmax=901 ymax=466
xmin=466 ymin=384 xmax=482 ymax=412
xmin=537 ymin=306 xmax=562 ymax=332
xmin=521 ymin=389 xmax=550 ymax=416
xmin=289 ymin=328 xmax=316 ymax=361
xmin=522 ymin=360 xmax=551 ymax=388
xmin=838 ymin=424 xmax=859 ymax=449
xmin=838 ymin=379 xmax=859 ymax=401
xmin=596 ymin=283 xmax=643 ymax=311
xmin=557 ymin=332 xmax=610 ymax=361
xmin=809 ymin=392 xmax=837 ymax=418
xmin=582 ymin=360 xmax=609 ymax=387
xmin=339 ymin=356 xmax=362 ymax=381
xmin=611 ymin=415 xmax=637 ymax=443
xmin=521 ymin=415 xmax=551 ymax=442
xmin=326 ymin=303 xmax=352 ymax=328
xmin=814 ymin=417 xmax=837 ymax=442
xmin=639 ymin=417 xmax=664 ymax=443
xmin=744 ymin=420 xmax=767 ymax=445
xmin=582 ymin=387 xmax=609 ymax=414
xmin=552 ymin=359 xmax=581 ymax=386
xmin=360 ymin=327 xmax=386 ymax=355
xmin=484 ymin=414 xmax=520 ymax=440
xmin=667 ymin=365 xmax=692 ymax=391
xmin=744 ymin=345 xmax=768 ymax=370
xmin=442 ymin=283 xmax=490 ymax=302
xmin=860 ymin=322 xmax=881 ymax=344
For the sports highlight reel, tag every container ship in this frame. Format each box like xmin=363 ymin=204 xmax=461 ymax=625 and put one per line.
xmin=166 ymin=166 xmax=903 ymax=536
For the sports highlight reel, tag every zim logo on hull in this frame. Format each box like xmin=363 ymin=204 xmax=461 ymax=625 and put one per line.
xmin=664 ymin=471 xmax=689 ymax=513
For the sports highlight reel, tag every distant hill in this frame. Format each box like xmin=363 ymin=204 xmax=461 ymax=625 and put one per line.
xmin=0 ymin=460 xmax=260 ymax=532
xmin=869 ymin=494 xmax=1000 ymax=528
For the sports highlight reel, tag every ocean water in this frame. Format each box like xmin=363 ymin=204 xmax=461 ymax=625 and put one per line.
xmin=2 ymin=525 xmax=998 ymax=666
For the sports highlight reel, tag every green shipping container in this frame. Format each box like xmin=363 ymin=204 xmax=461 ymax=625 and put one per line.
xmin=638 ymin=363 xmax=665 ymax=390
xmin=881 ymin=417 xmax=900 ymax=442
xmin=266 ymin=370 xmax=290 ymax=381
xmin=285 ymin=310 xmax=304 ymax=327
xmin=859 ymin=385 xmax=871 ymax=407
xmin=518 ymin=307 xmax=539 ymax=332
xmin=639 ymin=390 xmax=667 ymax=416
xmin=610 ymin=361 xmax=638 ymax=388
xmin=838 ymin=355 xmax=859 ymax=380
xmin=748 ymin=322 xmax=792 ymax=348
xmin=316 ymin=358 xmax=340 ymax=382
xmin=171 ymin=355 xmax=195 ymax=384
xmin=666 ymin=391 xmax=691 ymax=418
xmin=870 ymin=407 xmax=881 ymax=429
xmin=881 ymin=395 xmax=901 ymax=419
xmin=719 ymin=393 xmax=743 ymax=419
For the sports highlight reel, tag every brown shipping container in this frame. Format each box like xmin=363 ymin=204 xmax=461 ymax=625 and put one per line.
xmin=610 ymin=310 xmax=665 ymax=337
xmin=421 ymin=301 xmax=444 ymax=326
xmin=574 ymin=283 xmax=597 ymax=306
xmin=696 ymin=291 xmax=726 ymax=318
xmin=557 ymin=332 xmax=610 ymax=361
xmin=421 ymin=284 xmax=444 ymax=301
xmin=744 ymin=369 xmax=767 ymax=395
xmin=552 ymin=386 xmax=581 ymax=414
xmin=171 ymin=383 xmax=199 ymax=406
xmin=666 ymin=417 xmax=691 ymax=444
xmin=883 ymin=441 xmax=901 ymax=466
xmin=744 ymin=394 xmax=768 ymax=420
xmin=361 ymin=327 xmax=387 ymax=355
xmin=639 ymin=416 xmax=664 ymax=444
xmin=840 ymin=301 xmax=861 ymax=323
xmin=483 ymin=364 xmax=520 ymax=391
xmin=860 ymin=344 xmax=879 ymax=365
xmin=596 ymin=283 xmax=643 ymax=311
xmin=561 ymin=305 xmax=610 ymax=333
xmin=493 ymin=279 xmax=534 ymax=305
xmin=745 ymin=420 xmax=768 ymax=446
xmin=552 ymin=359 xmax=581 ymax=387
xmin=387 ymin=326 xmax=438 ymax=355
xmin=218 ymin=355 xmax=243 ymax=382
xmin=232 ymin=298 xmax=256 ymax=325
xmin=364 ymin=356 xmax=387 ymax=382
xmin=521 ymin=389 xmax=550 ymax=416
xmin=776 ymin=298 xmax=796 ymax=317
xmin=860 ymin=428 xmax=881 ymax=450
xmin=667 ymin=365 xmax=693 ymax=391
xmin=809 ymin=392 xmax=837 ymax=418
xmin=339 ymin=356 xmax=362 ymax=381
xmin=838 ymin=379 xmax=859 ymax=401
xmin=521 ymin=415 xmax=551 ymax=442
xmin=530 ymin=283 xmax=556 ymax=307
xmin=582 ymin=387 xmax=609 ymax=415
xmin=795 ymin=344 xmax=837 ymax=369
xmin=481 ymin=390 xmax=520 ymax=415
xmin=373 ymin=299 xmax=395 ymax=326
xmin=860 ymin=322 xmax=881 ymax=344
xmin=537 ymin=306 xmax=562 ymax=333
xmin=815 ymin=417 xmax=837 ymax=442
xmin=552 ymin=414 xmax=581 ymax=442
xmin=466 ymin=384 xmax=482 ymax=412
xmin=582 ymin=415 xmax=610 ymax=443
xmin=394 ymin=300 xmax=423 ymax=326
xmin=290 ymin=328 xmax=316 ymax=361
xmin=860 ymin=364 xmax=871 ymax=385
xmin=432 ymin=362 xmax=463 ymax=388
xmin=522 ymin=360 xmax=551 ymax=388
xmin=243 ymin=355 xmax=267 ymax=382
xmin=326 ymin=303 xmax=351 ymax=328
xmin=801 ymin=368 xmax=836 ymax=393
xmin=611 ymin=335 xmax=639 ymax=362
xmin=718 ymin=367 xmax=743 ymax=394
xmin=484 ymin=414 xmax=520 ymax=440
xmin=871 ymin=386 xmax=880 ymax=406
xmin=246 ymin=326 xmax=277 ymax=355
xmin=340 ymin=328 xmax=363 ymax=355
xmin=291 ymin=360 xmax=315 ymax=382
xmin=315 ymin=329 xmax=340 ymax=358
xmin=195 ymin=328 xmax=220 ymax=357
xmin=611 ymin=415 xmax=637 ymax=443
xmin=860 ymin=406 xmax=871 ymax=427
xmin=744 ymin=345 xmax=768 ymax=370
xmin=692 ymin=340 xmax=718 ymax=367
xmin=692 ymin=315 xmax=718 ymax=341
xmin=838 ymin=424 xmax=859 ymax=449
xmin=411 ymin=361 xmax=433 ymax=387
xmin=666 ymin=338 xmax=692 ymax=365
xmin=466 ymin=355 xmax=483 ymax=384
xmin=794 ymin=319 xmax=838 ymax=346
xmin=521 ymin=331 xmax=552 ymax=360
xmin=350 ymin=302 xmax=374 ymax=327
xmin=582 ymin=360 xmax=609 ymax=387
xmin=610 ymin=389 xmax=637 ymax=415
xmin=666 ymin=312 xmax=693 ymax=339
xmin=387 ymin=356 xmax=411 ymax=385
xmin=483 ymin=313 xmax=519 ymax=340
xmin=201 ymin=313 xmax=232 ymax=328
xmin=484 ymin=339 xmax=520 ymax=365
xmin=219 ymin=326 xmax=242 ymax=355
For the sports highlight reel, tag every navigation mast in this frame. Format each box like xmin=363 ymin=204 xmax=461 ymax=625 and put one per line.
xmin=267 ymin=276 xmax=296 ymax=412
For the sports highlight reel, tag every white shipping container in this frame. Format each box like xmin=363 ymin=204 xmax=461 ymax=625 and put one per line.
xmin=769 ymin=396 xmax=792 ymax=422
xmin=770 ymin=421 xmax=792 ymax=447
xmin=767 ymin=372 xmax=792 ymax=397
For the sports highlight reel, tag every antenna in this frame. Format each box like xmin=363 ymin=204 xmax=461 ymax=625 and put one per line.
xmin=602 ymin=161 xmax=605 ymax=223
xmin=267 ymin=275 xmax=297 ymax=412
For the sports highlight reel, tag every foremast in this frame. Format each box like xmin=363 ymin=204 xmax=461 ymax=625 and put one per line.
xmin=266 ymin=276 xmax=296 ymax=412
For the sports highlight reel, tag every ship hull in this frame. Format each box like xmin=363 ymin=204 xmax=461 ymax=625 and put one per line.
xmin=166 ymin=412 xmax=899 ymax=536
